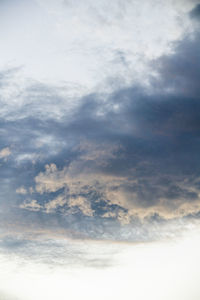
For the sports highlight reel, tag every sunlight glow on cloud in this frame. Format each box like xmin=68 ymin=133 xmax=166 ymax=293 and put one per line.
xmin=0 ymin=147 xmax=11 ymax=160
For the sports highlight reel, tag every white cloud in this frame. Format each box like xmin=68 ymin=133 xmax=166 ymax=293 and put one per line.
xmin=45 ymin=194 xmax=66 ymax=213
xmin=0 ymin=147 xmax=11 ymax=160
xmin=16 ymin=186 xmax=27 ymax=195
xmin=20 ymin=199 xmax=42 ymax=211
xmin=0 ymin=0 xmax=198 ymax=124
xmin=1 ymin=230 xmax=200 ymax=300
xmin=68 ymin=196 xmax=94 ymax=217
xmin=0 ymin=0 xmax=195 ymax=92
xmin=35 ymin=163 xmax=67 ymax=194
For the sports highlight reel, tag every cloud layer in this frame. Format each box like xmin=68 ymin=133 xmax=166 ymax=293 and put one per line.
xmin=0 ymin=1 xmax=200 ymax=244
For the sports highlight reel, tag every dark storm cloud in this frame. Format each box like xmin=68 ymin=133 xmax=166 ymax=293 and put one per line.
xmin=151 ymin=32 xmax=200 ymax=97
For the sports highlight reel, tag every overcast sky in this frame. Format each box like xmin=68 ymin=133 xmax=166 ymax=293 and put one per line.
xmin=1 ymin=0 xmax=200 ymax=299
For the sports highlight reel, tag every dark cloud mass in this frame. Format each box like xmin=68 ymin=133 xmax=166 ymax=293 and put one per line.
xmin=190 ymin=3 xmax=200 ymax=19
xmin=1 ymin=11 xmax=200 ymax=243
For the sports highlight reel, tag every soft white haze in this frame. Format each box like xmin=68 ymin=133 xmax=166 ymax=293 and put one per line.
xmin=0 ymin=0 xmax=196 ymax=89
xmin=1 ymin=230 xmax=200 ymax=300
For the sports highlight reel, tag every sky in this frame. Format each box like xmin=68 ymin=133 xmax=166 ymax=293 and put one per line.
xmin=1 ymin=0 xmax=200 ymax=299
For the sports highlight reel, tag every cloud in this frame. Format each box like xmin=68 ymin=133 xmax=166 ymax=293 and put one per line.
xmin=0 ymin=233 xmax=118 ymax=269
xmin=44 ymin=194 xmax=66 ymax=213
xmin=16 ymin=186 xmax=27 ymax=195
xmin=0 ymin=147 xmax=11 ymax=160
xmin=151 ymin=32 xmax=200 ymax=97
xmin=20 ymin=199 xmax=42 ymax=211
xmin=0 ymin=5 xmax=200 ymax=242
xmin=10 ymin=26 xmax=196 ymax=227
xmin=26 ymin=159 xmax=200 ymax=222
xmin=0 ymin=0 xmax=194 ymax=92
xmin=68 ymin=196 xmax=94 ymax=217
xmin=190 ymin=3 xmax=200 ymax=19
